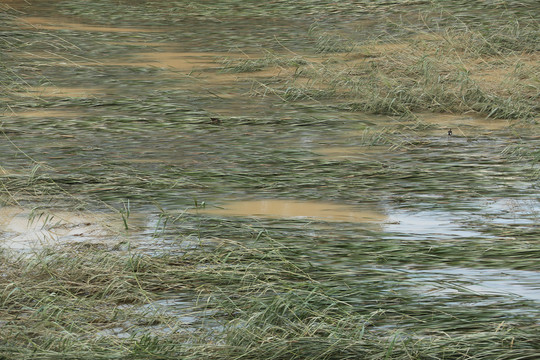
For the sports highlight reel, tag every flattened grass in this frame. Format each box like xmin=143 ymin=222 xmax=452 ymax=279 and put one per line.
xmin=1 ymin=234 xmax=539 ymax=359
xmin=1 ymin=1 xmax=539 ymax=359
xmin=230 ymin=15 xmax=540 ymax=120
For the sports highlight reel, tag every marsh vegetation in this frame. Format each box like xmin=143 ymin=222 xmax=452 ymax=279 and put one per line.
xmin=1 ymin=0 xmax=539 ymax=358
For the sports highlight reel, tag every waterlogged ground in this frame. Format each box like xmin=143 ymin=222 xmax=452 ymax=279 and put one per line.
xmin=1 ymin=0 xmax=539 ymax=358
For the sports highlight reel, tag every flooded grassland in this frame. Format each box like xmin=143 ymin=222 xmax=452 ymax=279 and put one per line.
xmin=1 ymin=0 xmax=539 ymax=359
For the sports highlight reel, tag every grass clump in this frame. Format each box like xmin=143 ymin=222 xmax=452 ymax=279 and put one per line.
xmin=249 ymin=16 xmax=539 ymax=120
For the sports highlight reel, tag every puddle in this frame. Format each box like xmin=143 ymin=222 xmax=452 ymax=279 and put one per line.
xmin=79 ymin=51 xmax=230 ymax=74
xmin=314 ymin=146 xmax=366 ymax=159
xmin=139 ymin=297 xmax=202 ymax=325
xmin=384 ymin=209 xmax=482 ymax=239
xmin=314 ymin=145 xmax=397 ymax=160
xmin=409 ymin=267 xmax=540 ymax=302
xmin=133 ymin=51 xmax=222 ymax=71
xmin=3 ymin=108 xmax=82 ymax=118
xmin=20 ymin=16 xmax=164 ymax=33
xmin=416 ymin=113 xmax=511 ymax=133
xmin=94 ymin=294 xmax=219 ymax=339
xmin=195 ymin=199 xmax=386 ymax=223
xmin=93 ymin=52 xmax=269 ymax=82
xmin=13 ymin=47 xmax=233 ymax=80
xmin=15 ymin=86 xmax=103 ymax=98
xmin=107 ymin=41 xmax=172 ymax=48
xmin=481 ymin=198 xmax=539 ymax=225
xmin=0 ymin=206 xmax=125 ymax=250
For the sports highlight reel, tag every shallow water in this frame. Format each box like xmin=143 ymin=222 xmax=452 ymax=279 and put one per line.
xmin=408 ymin=267 xmax=540 ymax=303
xmin=195 ymin=199 xmax=386 ymax=223
xmin=0 ymin=206 xmax=127 ymax=250
xmin=384 ymin=209 xmax=483 ymax=239
xmin=1 ymin=0 xmax=539 ymax=340
xmin=14 ymin=85 xmax=104 ymax=98
xmin=1 ymin=3 xmax=537 ymax=236
xmin=20 ymin=16 xmax=166 ymax=33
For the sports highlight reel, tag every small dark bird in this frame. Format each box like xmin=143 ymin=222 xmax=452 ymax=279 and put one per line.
xmin=210 ymin=117 xmax=221 ymax=125
xmin=448 ymin=128 xmax=452 ymax=136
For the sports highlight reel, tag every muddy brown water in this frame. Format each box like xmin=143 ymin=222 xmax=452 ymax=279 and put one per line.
xmin=194 ymin=199 xmax=387 ymax=223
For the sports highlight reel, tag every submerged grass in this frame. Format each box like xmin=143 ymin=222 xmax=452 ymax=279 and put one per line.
xmin=1 ymin=232 xmax=539 ymax=359
xmin=221 ymin=51 xmax=307 ymax=73
xmin=1 ymin=1 xmax=539 ymax=359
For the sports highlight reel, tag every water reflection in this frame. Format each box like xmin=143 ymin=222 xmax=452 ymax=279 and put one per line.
xmin=384 ymin=209 xmax=482 ymax=239
xmin=0 ymin=206 xmax=125 ymax=250
xmin=408 ymin=267 xmax=540 ymax=303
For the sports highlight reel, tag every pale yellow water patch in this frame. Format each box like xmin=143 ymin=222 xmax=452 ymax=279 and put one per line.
xmin=108 ymin=41 xmax=173 ymax=47
xmin=15 ymin=86 xmax=102 ymax=98
xmin=0 ymin=207 xmax=127 ymax=250
xmin=89 ymin=51 xmax=282 ymax=85
xmin=4 ymin=108 xmax=82 ymax=118
xmin=187 ymin=67 xmax=291 ymax=92
xmin=417 ymin=113 xmax=511 ymax=132
xmin=314 ymin=146 xmax=396 ymax=160
xmin=136 ymin=51 xmax=220 ymax=71
xmin=79 ymin=51 xmax=231 ymax=73
xmin=196 ymin=199 xmax=386 ymax=223
xmin=20 ymin=16 xmax=164 ymax=33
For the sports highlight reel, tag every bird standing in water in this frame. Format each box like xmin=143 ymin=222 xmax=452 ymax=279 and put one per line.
xmin=448 ymin=128 xmax=452 ymax=136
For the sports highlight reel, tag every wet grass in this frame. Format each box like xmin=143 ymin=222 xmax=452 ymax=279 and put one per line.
xmin=242 ymin=21 xmax=539 ymax=119
xmin=1 ymin=229 xmax=539 ymax=359
xmin=220 ymin=51 xmax=308 ymax=73
xmin=1 ymin=0 xmax=539 ymax=359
